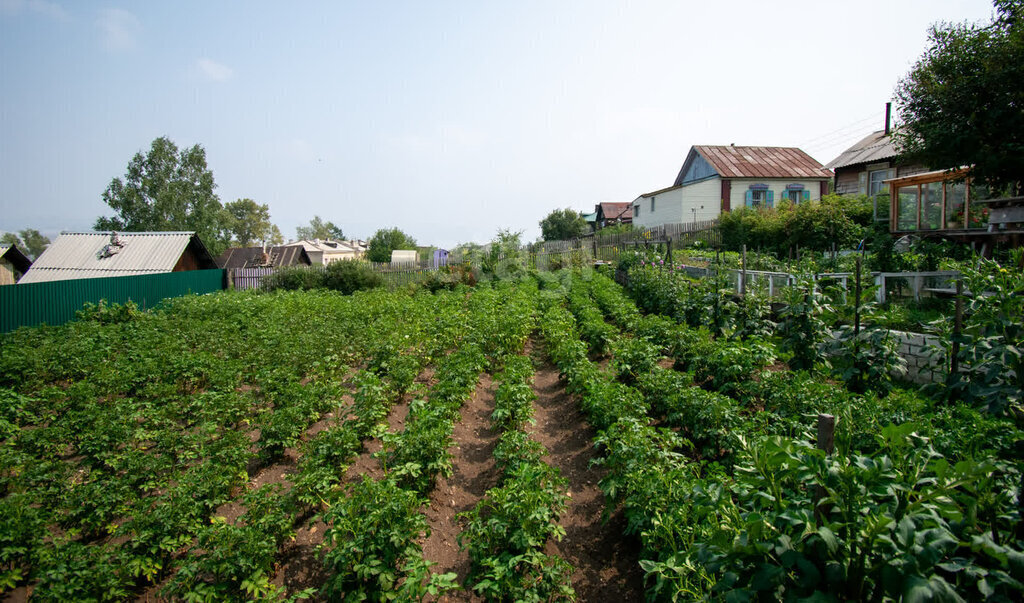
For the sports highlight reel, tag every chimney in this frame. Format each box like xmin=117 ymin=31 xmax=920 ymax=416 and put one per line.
xmin=884 ymin=102 xmax=892 ymax=136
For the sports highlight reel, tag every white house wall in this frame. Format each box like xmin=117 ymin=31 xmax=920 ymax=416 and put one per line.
xmin=633 ymin=177 xmax=723 ymax=229
xmin=728 ymin=179 xmax=825 ymax=209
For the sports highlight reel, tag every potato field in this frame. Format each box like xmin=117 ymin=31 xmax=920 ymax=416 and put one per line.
xmin=1 ymin=263 xmax=1022 ymax=601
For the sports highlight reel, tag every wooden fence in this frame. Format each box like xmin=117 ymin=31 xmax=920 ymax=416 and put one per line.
xmin=226 ymin=221 xmax=723 ymax=291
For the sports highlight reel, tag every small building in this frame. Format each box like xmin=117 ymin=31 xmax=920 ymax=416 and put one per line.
xmin=18 ymin=231 xmax=217 ymax=284
xmin=216 ymin=245 xmax=312 ymax=269
xmin=595 ymin=202 xmax=633 ymax=228
xmin=0 ymin=244 xmax=32 ymax=285
xmin=390 ymin=249 xmax=417 ymax=266
xmin=433 ymin=248 xmax=449 ymax=268
xmin=631 ymin=145 xmax=832 ymax=229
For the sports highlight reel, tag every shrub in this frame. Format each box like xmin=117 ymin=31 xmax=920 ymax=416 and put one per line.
xmin=262 ymin=266 xmax=323 ymax=291
xmin=321 ymin=259 xmax=384 ymax=295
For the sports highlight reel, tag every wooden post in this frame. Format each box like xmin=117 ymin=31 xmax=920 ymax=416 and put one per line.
xmin=741 ymin=244 xmax=747 ymax=297
xmin=666 ymin=237 xmax=673 ymax=267
xmin=951 ymin=279 xmax=963 ymax=375
xmin=817 ymin=414 xmax=835 ymax=454
xmin=854 ymin=256 xmax=862 ymax=338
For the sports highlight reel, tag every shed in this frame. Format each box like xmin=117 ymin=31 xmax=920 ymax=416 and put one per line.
xmin=390 ymin=249 xmax=418 ymax=266
xmin=0 ymin=244 xmax=32 ymax=285
xmin=433 ymin=248 xmax=449 ymax=268
xmin=18 ymin=231 xmax=217 ymax=284
xmin=216 ymin=245 xmax=312 ymax=269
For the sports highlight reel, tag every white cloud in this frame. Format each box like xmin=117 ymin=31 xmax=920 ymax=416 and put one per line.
xmin=96 ymin=8 xmax=140 ymax=52
xmin=1 ymin=0 xmax=70 ymax=21
xmin=195 ymin=57 xmax=233 ymax=82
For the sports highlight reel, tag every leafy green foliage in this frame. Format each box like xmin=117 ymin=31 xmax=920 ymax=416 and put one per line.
xmin=895 ymin=0 xmax=1024 ymax=194
xmin=295 ymin=215 xmax=344 ymax=241
xmin=366 ymin=227 xmax=417 ymax=263
xmin=94 ymin=136 xmax=232 ymax=256
xmin=778 ymin=280 xmax=833 ymax=371
xmin=321 ymin=476 xmax=429 ymax=600
xmin=539 ymin=208 xmax=588 ymax=241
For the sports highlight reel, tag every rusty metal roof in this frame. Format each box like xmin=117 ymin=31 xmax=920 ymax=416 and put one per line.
xmin=217 ymin=245 xmax=312 ymax=269
xmin=824 ymin=131 xmax=898 ymax=170
xmin=19 ymin=231 xmax=210 ymax=284
xmin=597 ymin=202 xmax=632 ymax=220
xmin=686 ymin=145 xmax=833 ymax=180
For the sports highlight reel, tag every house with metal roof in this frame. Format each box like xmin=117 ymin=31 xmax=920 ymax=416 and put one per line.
xmin=216 ymin=245 xmax=312 ymax=269
xmin=18 ymin=231 xmax=217 ymax=284
xmin=0 ymin=244 xmax=32 ymax=285
xmin=631 ymin=145 xmax=833 ymax=229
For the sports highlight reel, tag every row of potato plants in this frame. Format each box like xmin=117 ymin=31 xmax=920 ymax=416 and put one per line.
xmin=317 ymin=280 xmax=541 ymax=600
xmin=458 ymin=352 xmax=575 ymax=601
xmin=541 ymin=269 xmax=1023 ymax=601
xmin=0 ymin=286 xmax=474 ymax=599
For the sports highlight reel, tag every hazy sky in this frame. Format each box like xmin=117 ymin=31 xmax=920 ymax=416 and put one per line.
xmin=0 ymin=0 xmax=997 ymax=247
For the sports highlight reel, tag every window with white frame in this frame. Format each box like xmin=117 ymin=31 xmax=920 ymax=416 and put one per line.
xmin=633 ymin=204 xmax=639 ymax=218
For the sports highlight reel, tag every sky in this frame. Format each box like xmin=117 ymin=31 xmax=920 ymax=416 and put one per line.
xmin=0 ymin=0 xmax=998 ymax=248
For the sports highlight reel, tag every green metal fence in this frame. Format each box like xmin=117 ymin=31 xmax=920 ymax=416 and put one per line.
xmin=1 ymin=269 xmax=225 ymax=333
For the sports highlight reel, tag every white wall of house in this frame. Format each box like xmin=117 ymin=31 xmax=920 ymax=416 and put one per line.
xmin=632 ymin=177 xmax=723 ymax=228
xmin=728 ymin=179 xmax=826 ymax=209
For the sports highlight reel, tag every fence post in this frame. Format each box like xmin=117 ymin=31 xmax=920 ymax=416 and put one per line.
xmin=813 ymin=413 xmax=836 ymax=522
xmin=740 ymin=244 xmax=747 ymax=296
xmin=951 ymin=279 xmax=963 ymax=375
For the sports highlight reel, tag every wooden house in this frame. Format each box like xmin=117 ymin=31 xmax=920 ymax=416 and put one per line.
xmin=0 ymin=244 xmax=32 ymax=285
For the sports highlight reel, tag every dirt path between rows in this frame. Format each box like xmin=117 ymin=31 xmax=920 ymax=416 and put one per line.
xmin=424 ymin=373 xmax=499 ymax=603
xmin=527 ymin=342 xmax=646 ymax=602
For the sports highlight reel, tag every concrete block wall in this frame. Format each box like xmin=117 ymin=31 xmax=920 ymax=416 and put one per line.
xmin=828 ymin=329 xmax=945 ymax=385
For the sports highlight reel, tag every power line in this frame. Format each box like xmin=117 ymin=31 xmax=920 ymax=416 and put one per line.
xmin=797 ymin=112 xmax=884 ymax=148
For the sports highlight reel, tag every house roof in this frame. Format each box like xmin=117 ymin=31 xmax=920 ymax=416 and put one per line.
xmin=597 ymin=202 xmax=633 ymax=221
xmin=19 ymin=231 xmax=214 ymax=284
xmin=824 ymin=131 xmax=898 ymax=170
xmin=677 ymin=146 xmax=833 ymax=184
xmin=0 ymin=244 xmax=32 ymax=275
xmin=286 ymin=239 xmax=364 ymax=254
xmin=216 ymin=245 xmax=312 ymax=269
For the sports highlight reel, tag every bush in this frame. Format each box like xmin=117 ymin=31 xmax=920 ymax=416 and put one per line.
xmin=261 ymin=266 xmax=323 ymax=291
xmin=322 ymin=260 xmax=384 ymax=294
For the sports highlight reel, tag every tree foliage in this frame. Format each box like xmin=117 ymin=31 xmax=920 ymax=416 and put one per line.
xmin=895 ymin=0 xmax=1024 ymax=194
xmin=95 ymin=137 xmax=231 ymax=255
xmin=539 ymin=208 xmax=587 ymax=241
xmin=366 ymin=228 xmax=417 ymax=263
xmin=223 ymin=198 xmax=279 ymax=247
xmin=1 ymin=229 xmax=50 ymax=260
xmin=295 ymin=215 xmax=344 ymax=241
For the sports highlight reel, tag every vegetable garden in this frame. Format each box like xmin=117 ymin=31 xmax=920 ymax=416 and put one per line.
xmin=1 ymin=250 xmax=1021 ymax=601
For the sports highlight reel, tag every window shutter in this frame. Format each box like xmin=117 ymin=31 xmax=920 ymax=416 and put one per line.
xmin=802 ymin=190 xmax=811 ymax=202
xmin=745 ymin=190 xmax=754 ymax=207
xmin=858 ymin=172 xmax=868 ymax=194
xmin=767 ymin=190 xmax=774 ymax=208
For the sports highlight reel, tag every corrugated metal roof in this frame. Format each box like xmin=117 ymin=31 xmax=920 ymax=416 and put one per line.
xmin=690 ymin=145 xmax=833 ymax=180
xmin=19 ymin=231 xmax=197 ymax=284
xmin=824 ymin=131 xmax=898 ymax=170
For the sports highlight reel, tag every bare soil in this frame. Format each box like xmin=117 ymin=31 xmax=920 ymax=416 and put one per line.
xmin=525 ymin=342 xmax=646 ymax=602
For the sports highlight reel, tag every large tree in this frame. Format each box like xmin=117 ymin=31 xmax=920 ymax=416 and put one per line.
xmin=366 ymin=227 xmax=417 ymax=263
xmin=894 ymin=0 xmax=1024 ymax=194
xmin=95 ymin=136 xmax=231 ymax=255
xmin=1 ymin=229 xmax=50 ymax=260
xmin=539 ymin=208 xmax=588 ymax=241
xmin=223 ymin=198 xmax=279 ymax=246
xmin=296 ymin=215 xmax=344 ymax=241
